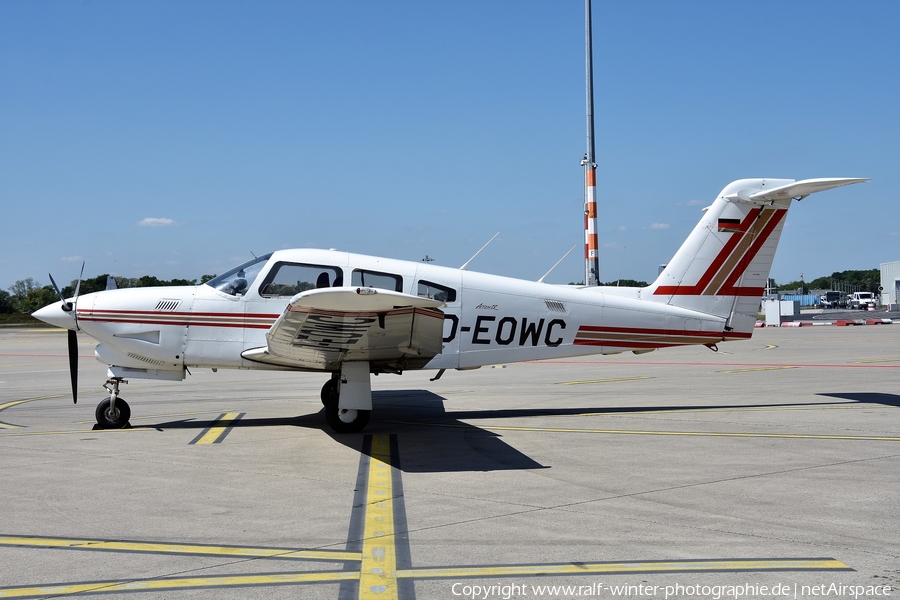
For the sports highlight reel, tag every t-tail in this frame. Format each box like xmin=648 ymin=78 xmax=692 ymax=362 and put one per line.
xmin=645 ymin=178 xmax=867 ymax=338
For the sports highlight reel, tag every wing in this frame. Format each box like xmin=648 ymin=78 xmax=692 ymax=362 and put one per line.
xmin=241 ymin=287 xmax=446 ymax=372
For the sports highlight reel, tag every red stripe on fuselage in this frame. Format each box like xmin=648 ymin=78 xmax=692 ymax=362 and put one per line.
xmin=577 ymin=325 xmax=725 ymax=338
xmin=76 ymin=309 xmax=279 ymax=330
xmin=572 ymin=340 xmax=686 ymax=349
xmin=77 ymin=317 xmax=275 ymax=329
xmin=81 ymin=309 xmax=281 ymax=318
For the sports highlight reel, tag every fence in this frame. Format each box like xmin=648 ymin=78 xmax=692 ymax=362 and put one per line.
xmin=779 ymin=294 xmax=821 ymax=307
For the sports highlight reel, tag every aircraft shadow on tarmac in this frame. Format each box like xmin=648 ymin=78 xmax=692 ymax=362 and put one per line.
xmin=816 ymin=392 xmax=900 ymax=407
xmin=146 ymin=390 xmax=899 ymax=473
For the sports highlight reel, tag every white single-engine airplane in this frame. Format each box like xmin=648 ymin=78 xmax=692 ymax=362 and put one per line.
xmin=35 ymin=177 xmax=866 ymax=433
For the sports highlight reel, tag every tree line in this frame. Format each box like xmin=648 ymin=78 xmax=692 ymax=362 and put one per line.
xmin=1 ymin=274 xmax=216 ymax=315
xmin=1 ymin=267 xmax=881 ymax=315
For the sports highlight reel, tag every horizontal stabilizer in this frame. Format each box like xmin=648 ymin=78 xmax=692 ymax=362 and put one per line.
xmin=725 ymin=178 xmax=868 ymax=204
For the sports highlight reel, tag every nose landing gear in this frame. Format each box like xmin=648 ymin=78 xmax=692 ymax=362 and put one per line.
xmin=94 ymin=377 xmax=131 ymax=429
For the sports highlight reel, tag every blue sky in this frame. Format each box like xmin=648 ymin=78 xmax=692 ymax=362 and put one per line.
xmin=2 ymin=1 xmax=898 ymax=290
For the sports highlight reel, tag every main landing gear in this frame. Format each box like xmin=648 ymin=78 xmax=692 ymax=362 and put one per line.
xmin=94 ymin=377 xmax=131 ymax=429
xmin=320 ymin=372 xmax=370 ymax=434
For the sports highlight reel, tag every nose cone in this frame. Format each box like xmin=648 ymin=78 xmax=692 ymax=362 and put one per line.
xmin=33 ymin=301 xmax=77 ymax=330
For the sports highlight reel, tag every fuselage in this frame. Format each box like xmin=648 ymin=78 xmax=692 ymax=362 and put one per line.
xmin=37 ymin=248 xmax=731 ymax=379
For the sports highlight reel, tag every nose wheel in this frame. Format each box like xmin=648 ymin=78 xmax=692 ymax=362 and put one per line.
xmin=94 ymin=377 xmax=131 ymax=429
xmin=95 ymin=397 xmax=131 ymax=429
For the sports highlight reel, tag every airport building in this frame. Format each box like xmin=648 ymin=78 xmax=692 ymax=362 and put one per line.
xmin=880 ymin=260 xmax=900 ymax=308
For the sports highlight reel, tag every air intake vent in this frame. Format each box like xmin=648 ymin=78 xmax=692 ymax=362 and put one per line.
xmin=154 ymin=299 xmax=182 ymax=311
xmin=544 ymin=300 xmax=567 ymax=313
xmin=127 ymin=352 xmax=166 ymax=367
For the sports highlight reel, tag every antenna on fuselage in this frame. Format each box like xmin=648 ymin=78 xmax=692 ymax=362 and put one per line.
xmin=460 ymin=232 xmax=499 ymax=271
xmin=581 ymin=0 xmax=600 ymax=286
xmin=537 ymin=245 xmax=577 ymax=284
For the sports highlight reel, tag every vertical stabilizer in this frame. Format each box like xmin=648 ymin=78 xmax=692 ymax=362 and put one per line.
xmin=646 ymin=178 xmax=867 ymax=338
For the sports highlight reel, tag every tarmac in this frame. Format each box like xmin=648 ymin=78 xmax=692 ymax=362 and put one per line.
xmin=0 ymin=326 xmax=898 ymax=599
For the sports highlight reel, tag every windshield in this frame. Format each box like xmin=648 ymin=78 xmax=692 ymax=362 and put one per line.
xmin=206 ymin=253 xmax=273 ymax=296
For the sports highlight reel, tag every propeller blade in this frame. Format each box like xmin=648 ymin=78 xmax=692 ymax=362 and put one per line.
xmin=73 ymin=262 xmax=84 ymax=300
xmin=48 ymin=273 xmax=71 ymax=311
xmin=72 ymin=262 xmax=84 ymax=330
xmin=67 ymin=329 xmax=78 ymax=404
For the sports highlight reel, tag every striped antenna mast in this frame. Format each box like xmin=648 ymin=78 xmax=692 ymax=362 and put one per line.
xmin=581 ymin=0 xmax=600 ymax=286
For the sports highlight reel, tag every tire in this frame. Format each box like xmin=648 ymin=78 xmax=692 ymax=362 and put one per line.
xmin=320 ymin=377 xmax=339 ymax=406
xmin=324 ymin=398 xmax=370 ymax=433
xmin=95 ymin=397 xmax=131 ymax=429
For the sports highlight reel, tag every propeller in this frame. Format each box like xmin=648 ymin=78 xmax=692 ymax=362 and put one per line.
xmin=48 ymin=263 xmax=84 ymax=404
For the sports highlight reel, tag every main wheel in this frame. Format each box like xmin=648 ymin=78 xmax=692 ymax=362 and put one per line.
xmin=321 ymin=377 xmax=339 ymax=406
xmin=324 ymin=398 xmax=370 ymax=433
xmin=95 ymin=397 xmax=131 ymax=429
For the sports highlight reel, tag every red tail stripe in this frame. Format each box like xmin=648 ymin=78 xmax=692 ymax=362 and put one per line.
xmin=717 ymin=208 xmax=786 ymax=295
xmin=653 ymin=208 xmax=761 ymax=295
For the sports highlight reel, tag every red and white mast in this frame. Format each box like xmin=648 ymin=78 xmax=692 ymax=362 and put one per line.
xmin=581 ymin=0 xmax=600 ymax=286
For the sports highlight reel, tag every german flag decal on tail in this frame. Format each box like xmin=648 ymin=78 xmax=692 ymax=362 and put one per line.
xmin=717 ymin=218 xmax=742 ymax=233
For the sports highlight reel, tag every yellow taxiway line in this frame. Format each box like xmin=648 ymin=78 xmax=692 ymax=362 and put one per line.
xmin=0 ymin=428 xmax=153 ymax=437
xmin=720 ymin=366 xmax=798 ymax=373
xmin=559 ymin=376 xmax=652 ymax=385
xmin=475 ymin=425 xmax=900 ymax=441
xmin=404 ymin=421 xmax=900 ymax=441
xmin=0 ymin=571 xmax=358 ymax=598
xmin=853 ymin=357 xmax=900 ymax=363
xmin=0 ymin=535 xmax=359 ymax=562
xmin=190 ymin=412 xmax=243 ymax=445
xmin=0 ymin=394 xmax=70 ymax=429
xmin=579 ymin=404 xmax=872 ymax=416
xmin=359 ymin=434 xmax=399 ymax=600
xmin=399 ymin=558 xmax=851 ymax=579
xmin=0 ymin=557 xmax=851 ymax=598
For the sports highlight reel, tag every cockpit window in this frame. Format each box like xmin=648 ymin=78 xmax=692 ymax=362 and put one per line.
xmin=259 ymin=262 xmax=344 ymax=297
xmin=206 ymin=253 xmax=273 ymax=296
